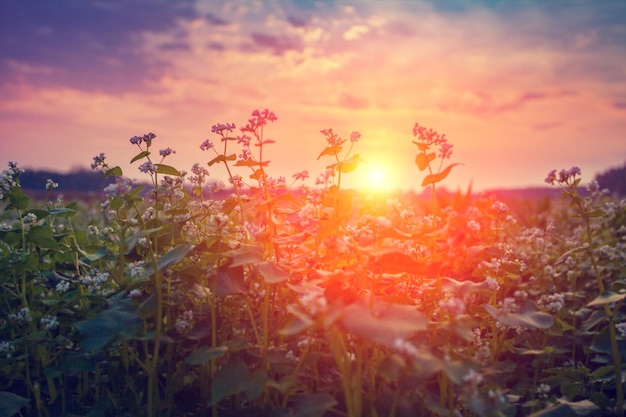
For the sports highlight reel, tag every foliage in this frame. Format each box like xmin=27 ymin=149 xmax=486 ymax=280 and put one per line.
xmin=1 ymin=111 xmax=625 ymax=417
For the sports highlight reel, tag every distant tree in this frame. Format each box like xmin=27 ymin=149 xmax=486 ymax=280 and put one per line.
xmin=19 ymin=169 xmax=115 ymax=192
xmin=595 ymin=163 xmax=626 ymax=196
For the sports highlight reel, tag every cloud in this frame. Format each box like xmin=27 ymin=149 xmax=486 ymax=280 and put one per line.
xmin=0 ymin=0 xmax=200 ymax=93
xmin=248 ymin=32 xmax=303 ymax=56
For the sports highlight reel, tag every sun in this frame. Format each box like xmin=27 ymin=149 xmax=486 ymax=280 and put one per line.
xmin=360 ymin=163 xmax=393 ymax=193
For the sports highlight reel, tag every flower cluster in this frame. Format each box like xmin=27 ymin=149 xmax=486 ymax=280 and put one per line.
xmin=544 ymin=166 xmax=581 ymax=185
xmin=240 ymin=109 xmax=277 ymax=134
xmin=130 ymin=132 xmax=156 ymax=146
xmin=412 ymin=123 xmax=453 ymax=159
xmin=0 ymin=161 xmax=24 ymax=200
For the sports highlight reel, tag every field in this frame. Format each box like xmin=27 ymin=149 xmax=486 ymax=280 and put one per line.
xmin=1 ymin=110 xmax=625 ymax=417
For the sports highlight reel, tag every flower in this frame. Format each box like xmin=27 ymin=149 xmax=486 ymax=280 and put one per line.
xmin=138 ymin=161 xmax=156 ymax=174
xmin=159 ymin=147 xmax=175 ymax=157
xmin=544 ymin=169 xmax=557 ymax=185
xmin=46 ymin=178 xmax=59 ymax=190
xmin=200 ymin=139 xmax=214 ymax=151
xmin=91 ymin=153 xmax=106 ymax=170
xmin=211 ymin=122 xmax=236 ymax=135
xmin=350 ymin=131 xmax=361 ymax=143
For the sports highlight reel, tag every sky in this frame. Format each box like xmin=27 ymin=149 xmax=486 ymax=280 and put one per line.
xmin=1 ymin=0 xmax=625 ymax=192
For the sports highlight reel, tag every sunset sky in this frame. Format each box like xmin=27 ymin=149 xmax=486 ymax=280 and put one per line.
xmin=1 ymin=0 xmax=625 ymax=192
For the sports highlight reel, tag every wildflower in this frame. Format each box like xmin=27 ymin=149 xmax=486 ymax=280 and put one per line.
xmin=81 ymin=269 xmax=110 ymax=295
xmin=292 ymin=170 xmax=309 ymax=181
xmin=159 ymin=147 xmax=175 ymax=157
xmin=88 ymin=225 xmax=99 ymax=237
xmin=21 ymin=213 xmax=37 ymax=232
xmin=138 ymin=161 xmax=156 ymax=174
xmin=300 ymin=291 xmax=328 ymax=315
xmin=142 ymin=207 xmax=156 ymax=222
xmin=104 ymin=177 xmax=133 ymax=198
xmin=463 ymin=369 xmax=483 ymax=387
xmin=0 ymin=341 xmax=16 ymax=357
xmin=586 ymin=180 xmax=599 ymax=193
xmin=211 ymin=122 xmax=236 ymax=135
xmin=55 ymin=280 xmax=70 ymax=293
xmin=129 ymin=289 xmax=143 ymax=300
xmin=350 ymin=131 xmax=361 ymax=143
xmin=544 ymin=169 xmax=557 ymax=185
xmin=616 ymin=322 xmax=626 ymax=338
xmin=91 ymin=153 xmax=106 ymax=170
xmin=536 ymin=383 xmax=551 ymax=397
xmin=393 ymin=338 xmax=420 ymax=359
xmin=439 ymin=297 xmax=466 ymax=316
xmin=485 ymin=276 xmax=499 ymax=291
xmin=45 ymin=178 xmax=59 ymax=190
xmin=41 ymin=315 xmax=59 ymax=331
xmin=9 ymin=307 xmax=33 ymax=325
xmin=175 ymin=310 xmax=194 ymax=333
xmin=491 ymin=201 xmax=509 ymax=214
xmin=538 ymin=293 xmax=564 ymax=313
xmin=127 ymin=261 xmax=145 ymax=279
xmin=467 ymin=220 xmax=481 ymax=232
xmin=200 ymin=139 xmax=214 ymax=151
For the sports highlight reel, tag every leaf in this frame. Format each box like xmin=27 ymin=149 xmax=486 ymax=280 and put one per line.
xmin=130 ymin=150 xmax=150 ymax=163
xmin=294 ymin=393 xmax=338 ymax=417
xmin=415 ymin=152 xmax=436 ymax=171
xmin=421 ymin=163 xmax=462 ymax=187
xmin=256 ymin=260 xmax=289 ymax=284
xmin=362 ymin=247 xmax=429 ymax=275
xmin=483 ymin=300 xmax=554 ymax=330
xmin=0 ymin=391 xmax=30 ymax=417
xmin=104 ymin=166 xmax=123 ymax=178
xmin=6 ymin=188 xmax=30 ymax=210
xmin=26 ymin=225 xmax=59 ymax=249
xmin=317 ymin=145 xmax=342 ymax=160
xmin=331 ymin=154 xmax=363 ymax=173
xmin=186 ymin=346 xmax=228 ymax=366
xmin=528 ymin=399 xmax=599 ymax=417
xmin=216 ymin=267 xmax=247 ymax=297
xmin=341 ymin=299 xmax=428 ymax=346
xmin=155 ymin=164 xmax=180 ymax=176
xmin=137 ymin=293 xmax=158 ymax=319
xmin=156 ymin=243 xmax=195 ymax=272
xmin=210 ymin=357 xmax=248 ymax=405
xmin=587 ymin=290 xmax=626 ymax=307
xmin=74 ymin=299 xmax=142 ymax=351
xmin=208 ymin=154 xmax=237 ymax=167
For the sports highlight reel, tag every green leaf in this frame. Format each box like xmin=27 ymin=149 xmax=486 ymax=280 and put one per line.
xmin=211 ymin=357 xmax=248 ymax=405
xmin=256 ymin=260 xmax=289 ymax=284
xmin=483 ymin=300 xmax=554 ymax=330
xmin=104 ymin=166 xmax=123 ymax=178
xmin=587 ymin=290 xmax=626 ymax=307
xmin=26 ymin=225 xmax=59 ymax=249
xmin=421 ymin=163 xmax=462 ymax=187
xmin=415 ymin=152 xmax=436 ymax=171
xmin=186 ymin=346 xmax=228 ymax=366
xmin=156 ymin=243 xmax=195 ymax=272
xmin=155 ymin=164 xmax=180 ymax=176
xmin=6 ymin=188 xmax=30 ymax=210
xmin=0 ymin=391 xmax=30 ymax=417
xmin=137 ymin=293 xmax=158 ymax=319
xmin=294 ymin=393 xmax=338 ymax=417
xmin=74 ymin=298 xmax=141 ymax=351
xmin=48 ymin=207 xmax=76 ymax=217
xmin=130 ymin=150 xmax=150 ymax=164
xmin=341 ymin=299 xmax=428 ymax=346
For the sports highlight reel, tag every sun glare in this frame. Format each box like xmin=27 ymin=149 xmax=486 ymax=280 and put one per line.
xmin=360 ymin=162 xmax=394 ymax=193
